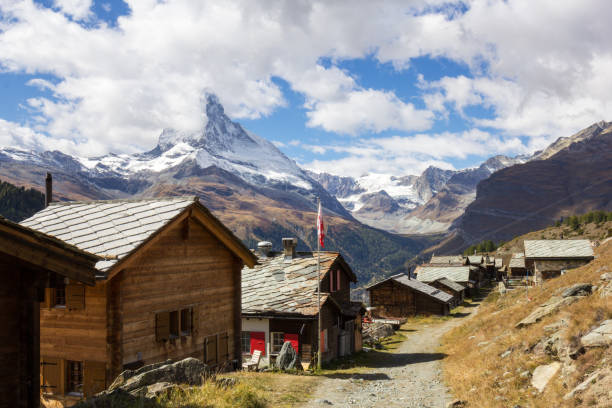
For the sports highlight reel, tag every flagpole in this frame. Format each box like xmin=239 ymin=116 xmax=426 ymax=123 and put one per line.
xmin=317 ymin=197 xmax=322 ymax=370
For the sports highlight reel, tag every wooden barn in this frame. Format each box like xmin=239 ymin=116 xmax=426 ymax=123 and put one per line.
xmin=366 ymin=274 xmax=452 ymax=318
xmin=0 ymin=216 xmax=99 ymax=408
xmin=20 ymin=197 xmax=257 ymax=399
xmin=428 ymin=277 xmax=465 ymax=307
xmin=524 ymin=240 xmax=594 ymax=282
xmin=241 ymin=239 xmax=363 ymax=367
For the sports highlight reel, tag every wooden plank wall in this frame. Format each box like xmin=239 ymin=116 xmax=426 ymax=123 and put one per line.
xmin=414 ymin=293 xmax=447 ymax=316
xmin=40 ymin=282 xmax=108 ymax=365
xmin=118 ymin=218 xmax=239 ymax=371
xmin=0 ymin=259 xmax=38 ymax=408
xmin=369 ymin=281 xmax=416 ymax=318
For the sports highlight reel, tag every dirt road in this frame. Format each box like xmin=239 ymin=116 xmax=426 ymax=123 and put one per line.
xmin=306 ymin=312 xmax=475 ymax=408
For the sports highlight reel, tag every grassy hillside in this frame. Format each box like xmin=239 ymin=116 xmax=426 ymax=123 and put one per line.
xmin=441 ymin=240 xmax=612 ymax=407
xmin=0 ymin=179 xmax=45 ymax=221
xmin=499 ymin=211 xmax=612 ymax=255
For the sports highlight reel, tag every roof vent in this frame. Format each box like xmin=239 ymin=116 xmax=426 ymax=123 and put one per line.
xmin=282 ymin=237 xmax=297 ymax=261
xmin=257 ymin=241 xmax=273 ymax=258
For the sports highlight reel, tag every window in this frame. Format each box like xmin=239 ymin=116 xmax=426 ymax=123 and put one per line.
xmin=241 ymin=331 xmax=251 ymax=354
xmin=66 ymin=360 xmax=83 ymax=395
xmin=271 ymin=332 xmax=284 ymax=354
xmin=180 ymin=308 xmax=192 ymax=336
xmin=169 ymin=311 xmax=179 ymax=339
xmin=336 ymin=269 xmax=341 ymax=291
xmin=55 ymin=282 xmax=66 ymax=307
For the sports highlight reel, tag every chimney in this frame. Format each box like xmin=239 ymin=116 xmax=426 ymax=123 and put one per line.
xmin=256 ymin=241 xmax=273 ymax=258
xmin=282 ymin=237 xmax=297 ymax=261
xmin=45 ymin=172 xmax=53 ymax=207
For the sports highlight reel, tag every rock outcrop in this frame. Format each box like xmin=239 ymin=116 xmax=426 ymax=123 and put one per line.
xmin=581 ymin=320 xmax=612 ymax=348
xmin=516 ymin=296 xmax=582 ymax=328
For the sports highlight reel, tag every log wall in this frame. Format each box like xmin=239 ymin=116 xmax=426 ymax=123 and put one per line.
xmin=118 ymin=217 xmax=240 ymax=372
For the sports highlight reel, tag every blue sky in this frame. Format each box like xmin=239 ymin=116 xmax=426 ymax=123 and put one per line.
xmin=1 ymin=0 xmax=610 ymax=177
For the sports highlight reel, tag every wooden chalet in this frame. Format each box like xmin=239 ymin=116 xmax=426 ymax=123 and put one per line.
xmin=508 ymin=253 xmax=527 ymax=277
xmin=428 ymin=277 xmax=465 ymax=307
xmin=366 ymin=274 xmax=453 ymax=318
xmin=0 ymin=216 xmax=99 ymax=408
xmin=414 ymin=265 xmax=478 ymax=294
xmin=20 ymin=197 xmax=257 ymax=398
xmin=241 ymin=239 xmax=363 ymax=367
xmin=524 ymin=240 xmax=594 ymax=282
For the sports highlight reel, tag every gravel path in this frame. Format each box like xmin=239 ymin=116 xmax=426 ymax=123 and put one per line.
xmin=305 ymin=311 xmax=476 ymax=408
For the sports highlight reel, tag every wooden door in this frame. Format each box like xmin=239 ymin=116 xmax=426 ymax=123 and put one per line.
xmin=204 ymin=335 xmax=218 ymax=366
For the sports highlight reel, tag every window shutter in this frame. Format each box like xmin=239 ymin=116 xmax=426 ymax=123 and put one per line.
xmin=41 ymin=357 xmax=62 ymax=395
xmin=204 ymin=335 xmax=218 ymax=365
xmin=192 ymin=306 xmax=199 ymax=334
xmin=249 ymin=331 xmax=265 ymax=356
xmin=66 ymin=284 xmax=85 ymax=310
xmin=284 ymin=333 xmax=299 ymax=353
xmin=156 ymin=312 xmax=170 ymax=341
xmin=83 ymin=361 xmax=106 ymax=397
xmin=337 ymin=269 xmax=341 ymax=290
xmin=218 ymin=333 xmax=229 ymax=363
xmin=41 ymin=288 xmax=52 ymax=309
xmin=329 ymin=272 xmax=334 ymax=292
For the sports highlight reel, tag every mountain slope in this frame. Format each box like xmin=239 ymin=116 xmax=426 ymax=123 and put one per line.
xmin=0 ymin=95 xmax=421 ymax=283
xmin=312 ymin=155 xmax=528 ymax=234
xmin=433 ymin=121 xmax=612 ymax=254
xmin=0 ymin=179 xmax=45 ymax=221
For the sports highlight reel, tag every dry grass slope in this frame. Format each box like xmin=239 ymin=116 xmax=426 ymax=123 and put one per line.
xmin=442 ymin=240 xmax=612 ymax=407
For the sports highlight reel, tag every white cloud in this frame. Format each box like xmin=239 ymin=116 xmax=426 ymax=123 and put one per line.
xmin=53 ymin=0 xmax=93 ymax=20
xmin=306 ymin=89 xmax=433 ymax=135
xmin=0 ymin=0 xmax=610 ymax=164
xmin=302 ymin=129 xmax=527 ymax=178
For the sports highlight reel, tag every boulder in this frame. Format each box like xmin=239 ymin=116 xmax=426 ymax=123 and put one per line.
xmin=581 ymin=320 xmax=612 ymax=348
xmin=516 ymin=296 xmax=581 ymax=328
xmin=531 ymin=362 xmax=561 ymax=392
xmin=108 ymin=360 xmax=172 ymax=391
xmin=109 ymin=358 xmax=208 ymax=394
xmin=276 ymin=341 xmax=302 ymax=370
xmin=600 ymin=272 xmax=612 ymax=281
xmin=561 ymin=283 xmax=592 ymax=297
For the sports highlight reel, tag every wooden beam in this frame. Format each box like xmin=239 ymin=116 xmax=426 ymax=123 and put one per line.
xmin=0 ymin=231 xmax=96 ymax=285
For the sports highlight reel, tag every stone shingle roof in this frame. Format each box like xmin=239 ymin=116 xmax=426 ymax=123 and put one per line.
xmin=434 ymin=277 xmax=466 ymax=293
xmin=241 ymin=252 xmax=351 ymax=316
xmin=467 ymin=255 xmax=483 ymax=265
xmin=524 ymin=240 xmax=594 ymax=259
xmin=429 ymin=255 xmax=465 ymax=265
xmin=414 ymin=265 xmax=471 ymax=283
xmin=509 ymin=253 xmax=526 ymax=269
xmin=20 ymin=196 xmax=256 ymax=274
xmin=366 ymin=274 xmax=453 ymax=304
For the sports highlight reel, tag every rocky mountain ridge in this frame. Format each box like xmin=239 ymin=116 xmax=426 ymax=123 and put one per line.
xmin=311 ymin=154 xmax=529 ymax=234
xmin=431 ymin=121 xmax=612 ymax=254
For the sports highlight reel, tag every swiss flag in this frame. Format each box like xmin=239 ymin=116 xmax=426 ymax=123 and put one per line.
xmin=317 ymin=202 xmax=325 ymax=248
